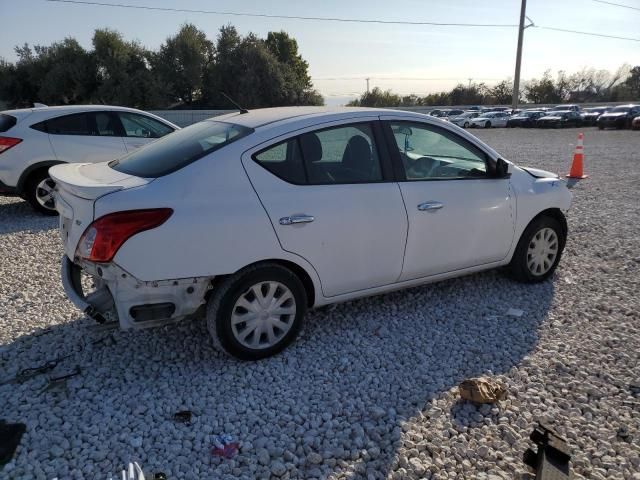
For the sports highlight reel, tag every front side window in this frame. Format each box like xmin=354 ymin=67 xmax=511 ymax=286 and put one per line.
xmin=118 ymin=112 xmax=174 ymax=138
xmin=389 ymin=122 xmax=487 ymax=180
xmin=110 ymin=120 xmax=252 ymax=178
xmin=45 ymin=113 xmax=93 ymax=135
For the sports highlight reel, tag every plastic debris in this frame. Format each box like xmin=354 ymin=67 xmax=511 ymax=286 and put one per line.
xmin=173 ymin=410 xmax=192 ymax=423
xmin=506 ymin=308 xmax=525 ymax=317
xmin=0 ymin=420 xmax=26 ymax=465
xmin=211 ymin=434 xmax=240 ymax=458
xmin=459 ymin=376 xmax=507 ymax=404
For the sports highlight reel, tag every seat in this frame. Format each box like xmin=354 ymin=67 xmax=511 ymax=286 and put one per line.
xmin=300 ymin=133 xmax=331 ymax=184
xmin=341 ymin=135 xmax=376 ymax=181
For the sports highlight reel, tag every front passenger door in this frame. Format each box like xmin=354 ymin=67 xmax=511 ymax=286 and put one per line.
xmin=382 ymin=119 xmax=515 ymax=280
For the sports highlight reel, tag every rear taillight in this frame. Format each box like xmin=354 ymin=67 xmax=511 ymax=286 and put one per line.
xmin=0 ymin=137 xmax=22 ymax=154
xmin=76 ymin=208 xmax=173 ymax=262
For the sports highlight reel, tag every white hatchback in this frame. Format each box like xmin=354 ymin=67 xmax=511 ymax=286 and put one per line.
xmin=0 ymin=105 xmax=178 ymax=213
xmin=51 ymin=107 xmax=571 ymax=360
xmin=469 ymin=112 xmax=511 ymax=128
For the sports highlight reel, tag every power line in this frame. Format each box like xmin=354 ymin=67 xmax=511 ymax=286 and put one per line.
xmin=43 ymin=0 xmax=518 ymax=27
xmin=42 ymin=0 xmax=640 ymax=42
xmin=312 ymin=77 xmax=504 ymax=81
xmin=536 ymin=25 xmax=640 ymax=42
xmin=591 ymin=0 xmax=640 ymax=12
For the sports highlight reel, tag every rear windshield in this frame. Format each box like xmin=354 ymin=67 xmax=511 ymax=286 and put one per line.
xmin=110 ymin=120 xmax=253 ymax=178
xmin=0 ymin=114 xmax=17 ymax=132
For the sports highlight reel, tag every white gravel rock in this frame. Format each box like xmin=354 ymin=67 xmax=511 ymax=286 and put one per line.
xmin=1 ymin=129 xmax=639 ymax=479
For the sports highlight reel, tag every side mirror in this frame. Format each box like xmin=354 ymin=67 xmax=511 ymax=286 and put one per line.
xmin=495 ymin=158 xmax=511 ymax=178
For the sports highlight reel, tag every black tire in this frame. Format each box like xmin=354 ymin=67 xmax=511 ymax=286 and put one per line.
xmin=598 ymin=125 xmax=604 ymax=130
xmin=464 ymin=122 xmax=469 ymax=128
xmin=485 ymin=121 xmax=491 ymax=128
xmin=25 ymin=170 xmax=58 ymax=215
xmin=509 ymin=215 xmax=566 ymax=283
xmin=206 ymin=263 xmax=307 ymax=360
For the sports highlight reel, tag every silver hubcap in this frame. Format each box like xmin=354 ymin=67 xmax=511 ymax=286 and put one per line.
xmin=231 ymin=281 xmax=296 ymax=350
xmin=527 ymin=227 xmax=559 ymax=276
xmin=35 ymin=178 xmax=56 ymax=210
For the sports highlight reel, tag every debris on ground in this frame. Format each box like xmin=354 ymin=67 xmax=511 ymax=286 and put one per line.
xmin=0 ymin=420 xmax=26 ymax=465
xmin=506 ymin=308 xmax=525 ymax=318
xmin=523 ymin=422 xmax=571 ymax=479
xmin=39 ymin=366 xmax=81 ymax=395
xmin=211 ymin=434 xmax=240 ymax=459
xmin=172 ymin=410 xmax=192 ymax=423
xmin=459 ymin=376 xmax=507 ymax=404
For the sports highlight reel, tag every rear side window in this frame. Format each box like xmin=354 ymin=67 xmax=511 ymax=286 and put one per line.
xmin=110 ymin=120 xmax=252 ymax=178
xmin=94 ymin=112 xmax=121 ymax=136
xmin=44 ymin=113 xmax=93 ymax=135
xmin=254 ymin=140 xmax=306 ymax=184
xmin=0 ymin=114 xmax=17 ymax=132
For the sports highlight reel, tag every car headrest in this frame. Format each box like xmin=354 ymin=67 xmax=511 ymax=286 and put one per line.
xmin=342 ymin=135 xmax=372 ymax=171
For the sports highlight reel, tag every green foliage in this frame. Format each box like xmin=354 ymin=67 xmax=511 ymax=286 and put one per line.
xmin=0 ymin=25 xmax=323 ymax=109
xmin=347 ymin=87 xmax=402 ymax=107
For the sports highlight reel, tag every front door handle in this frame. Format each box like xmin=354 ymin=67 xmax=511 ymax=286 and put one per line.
xmin=417 ymin=201 xmax=444 ymax=211
xmin=279 ymin=214 xmax=315 ymax=225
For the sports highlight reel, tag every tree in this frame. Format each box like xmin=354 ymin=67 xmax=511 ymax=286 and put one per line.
xmin=621 ymin=65 xmax=640 ymax=99
xmin=523 ymin=71 xmax=560 ymax=104
xmin=92 ymin=29 xmax=161 ymax=108
xmin=153 ymin=24 xmax=214 ymax=106
xmin=487 ymin=80 xmax=513 ymax=105
xmin=347 ymin=87 xmax=402 ymax=107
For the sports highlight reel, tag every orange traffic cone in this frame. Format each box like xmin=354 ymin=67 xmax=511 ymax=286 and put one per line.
xmin=566 ymin=132 xmax=588 ymax=179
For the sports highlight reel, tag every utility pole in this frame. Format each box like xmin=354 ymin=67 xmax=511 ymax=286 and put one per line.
xmin=512 ymin=0 xmax=527 ymax=110
xmin=366 ymin=77 xmax=370 ymax=93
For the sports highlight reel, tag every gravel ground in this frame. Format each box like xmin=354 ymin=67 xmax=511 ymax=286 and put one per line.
xmin=1 ymin=128 xmax=639 ymax=479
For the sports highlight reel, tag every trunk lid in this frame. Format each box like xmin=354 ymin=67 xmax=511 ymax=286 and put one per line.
xmin=50 ymin=162 xmax=149 ymax=259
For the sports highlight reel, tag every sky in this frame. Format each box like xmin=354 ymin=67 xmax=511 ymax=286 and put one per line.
xmin=1 ymin=0 xmax=639 ymax=105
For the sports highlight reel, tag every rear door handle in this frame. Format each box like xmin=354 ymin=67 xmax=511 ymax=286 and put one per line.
xmin=279 ymin=214 xmax=315 ymax=225
xmin=418 ymin=201 xmax=444 ymax=211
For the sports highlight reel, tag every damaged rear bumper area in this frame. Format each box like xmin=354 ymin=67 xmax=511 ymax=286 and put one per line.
xmin=60 ymin=255 xmax=210 ymax=329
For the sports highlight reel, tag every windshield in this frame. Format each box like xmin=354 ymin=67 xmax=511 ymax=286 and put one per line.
xmin=611 ymin=106 xmax=631 ymax=113
xmin=110 ymin=120 xmax=253 ymax=178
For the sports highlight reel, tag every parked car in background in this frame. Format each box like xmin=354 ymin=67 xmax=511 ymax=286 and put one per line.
xmin=52 ymin=107 xmax=571 ymax=360
xmin=448 ymin=111 xmax=481 ymax=128
xmin=443 ymin=109 xmax=465 ymax=117
xmin=0 ymin=105 xmax=178 ymax=213
xmin=597 ymin=104 xmax=640 ymax=129
xmin=429 ymin=109 xmax=449 ymax=117
xmin=469 ymin=111 xmax=510 ymax=128
xmin=536 ymin=111 xmax=583 ymax=128
xmin=548 ymin=104 xmax=581 ymax=112
xmin=507 ymin=111 xmax=546 ymax=128
xmin=581 ymin=107 xmax=611 ymax=126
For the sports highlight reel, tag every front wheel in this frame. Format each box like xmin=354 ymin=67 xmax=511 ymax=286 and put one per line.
xmin=509 ymin=216 xmax=566 ymax=283
xmin=25 ymin=170 xmax=58 ymax=215
xmin=206 ymin=263 xmax=307 ymax=360
xmin=464 ymin=122 xmax=469 ymax=128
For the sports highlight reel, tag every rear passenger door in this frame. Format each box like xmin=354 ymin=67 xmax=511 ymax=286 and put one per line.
xmin=117 ymin=111 xmax=175 ymax=152
xmin=44 ymin=111 xmax=127 ymax=163
xmin=242 ymin=119 xmax=408 ymax=297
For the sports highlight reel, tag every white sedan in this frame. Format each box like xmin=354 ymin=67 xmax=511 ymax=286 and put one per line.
xmin=469 ymin=111 xmax=511 ymax=128
xmin=51 ymin=107 xmax=572 ymax=360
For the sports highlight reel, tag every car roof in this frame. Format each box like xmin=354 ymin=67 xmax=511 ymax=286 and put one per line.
xmin=2 ymin=104 xmax=157 ymax=115
xmin=209 ymin=106 xmax=427 ymax=129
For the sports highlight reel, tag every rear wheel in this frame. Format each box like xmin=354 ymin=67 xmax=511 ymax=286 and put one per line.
xmin=463 ymin=122 xmax=469 ymax=128
xmin=509 ymin=216 xmax=565 ymax=283
xmin=206 ymin=263 xmax=307 ymax=360
xmin=485 ymin=121 xmax=491 ymax=128
xmin=25 ymin=170 xmax=58 ymax=215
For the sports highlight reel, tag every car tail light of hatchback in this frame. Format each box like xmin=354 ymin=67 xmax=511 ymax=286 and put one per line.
xmin=76 ymin=208 xmax=173 ymax=263
xmin=0 ymin=137 xmax=22 ymax=154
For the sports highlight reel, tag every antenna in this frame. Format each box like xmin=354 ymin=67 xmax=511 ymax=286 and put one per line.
xmin=220 ymin=92 xmax=249 ymax=114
